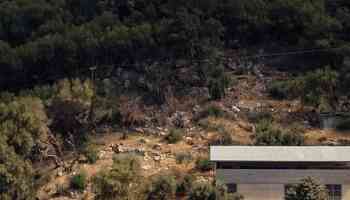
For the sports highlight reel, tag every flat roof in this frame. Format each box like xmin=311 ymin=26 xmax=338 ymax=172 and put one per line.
xmin=210 ymin=146 xmax=350 ymax=162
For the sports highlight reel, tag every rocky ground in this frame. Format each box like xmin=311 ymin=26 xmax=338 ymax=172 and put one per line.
xmin=36 ymin=68 xmax=350 ymax=200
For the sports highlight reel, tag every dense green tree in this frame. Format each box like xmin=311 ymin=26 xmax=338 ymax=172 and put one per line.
xmin=48 ymin=79 xmax=93 ymax=149
xmin=0 ymin=96 xmax=48 ymax=200
xmin=0 ymin=0 xmax=349 ymax=92
xmin=0 ymin=140 xmax=35 ymax=200
xmin=0 ymin=96 xmax=48 ymax=157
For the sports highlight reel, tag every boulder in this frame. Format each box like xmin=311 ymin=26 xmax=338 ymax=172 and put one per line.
xmin=170 ymin=111 xmax=190 ymax=128
xmin=153 ymin=143 xmax=162 ymax=151
xmin=154 ymin=155 xmax=161 ymax=162
xmin=185 ymin=137 xmax=194 ymax=145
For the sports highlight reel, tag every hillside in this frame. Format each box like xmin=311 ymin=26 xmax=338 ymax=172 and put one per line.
xmin=33 ymin=66 xmax=350 ymax=200
xmin=1 ymin=0 xmax=350 ymax=200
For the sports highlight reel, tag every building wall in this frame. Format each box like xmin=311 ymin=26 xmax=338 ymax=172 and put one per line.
xmin=216 ymin=169 xmax=350 ymax=200
xmin=216 ymin=169 xmax=350 ymax=184
xmin=343 ymin=185 xmax=350 ymax=200
xmin=238 ymin=184 xmax=350 ymax=200
xmin=237 ymin=184 xmax=284 ymax=200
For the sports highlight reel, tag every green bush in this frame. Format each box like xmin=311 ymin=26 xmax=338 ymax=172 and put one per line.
xmin=188 ymin=182 xmax=216 ymax=200
xmin=19 ymin=85 xmax=57 ymax=105
xmin=165 ymin=129 xmax=184 ymax=144
xmin=176 ymin=174 xmax=194 ymax=195
xmin=195 ymin=104 xmax=225 ymax=122
xmin=189 ymin=181 xmax=243 ymax=200
xmin=92 ymin=154 xmax=141 ymax=200
xmin=0 ymin=142 xmax=36 ymax=200
xmin=285 ymin=177 xmax=328 ymax=200
xmin=145 ymin=175 xmax=177 ymax=200
xmin=210 ymin=127 xmax=236 ymax=145
xmin=336 ymin=118 xmax=350 ymax=131
xmin=70 ymin=171 xmax=87 ymax=191
xmin=0 ymin=96 xmax=49 ymax=158
xmin=254 ymin=120 xmax=305 ymax=146
xmin=206 ymin=105 xmax=225 ymax=118
xmin=176 ymin=152 xmax=193 ymax=164
xmin=207 ymin=65 xmax=231 ymax=100
xmin=196 ymin=157 xmax=214 ymax=171
xmin=247 ymin=111 xmax=273 ymax=123
xmin=267 ymin=80 xmax=292 ymax=99
xmin=83 ymin=144 xmax=99 ymax=164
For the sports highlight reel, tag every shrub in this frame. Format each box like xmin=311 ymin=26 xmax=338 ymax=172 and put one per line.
xmin=189 ymin=181 xmax=243 ymax=200
xmin=145 ymin=175 xmax=177 ymax=200
xmin=195 ymin=104 xmax=225 ymax=121
xmin=188 ymin=182 xmax=216 ymax=200
xmin=336 ymin=118 xmax=350 ymax=131
xmin=20 ymin=85 xmax=57 ymax=105
xmin=94 ymin=96 xmax=122 ymax=125
xmin=70 ymin=171 xmax=87 ymax=191
xmin=246 ymin=111 xmax=273 ymax=123
xmin=165 ymin=129 xmax=184 ymax=144
xmin=196 ymin=157 xmax=214 ymax=171
xmin=207 ymin=65 xmax=231 ymax=100
xmin=176 ymin=152 xmax=193 ymax=164
xmin=119 ymin=99 xmax=145 ymax=128
xmin=216 ymin=182 xmax=244 ymax=200
xmin=267 ymin=80 xmax=292 ymax=99
xmin=83 ymin=144 xmax=99 ymax=164
xmin=206 ymin=105 xmax=225 ymax=118
xmin=210 ymin=127 xmax=236 ymax=145
xmin=92 ymin=154 xmax=141 ymax=200
xmin=118 ymin=98 xmax=146 ymax=139
xmin=285 ymin=177 xmax=328 ymax=200
xmin=253 ymin=120 xmax=305 ymax=146
xmin=176 ymin=174 xmax=194 ymax=195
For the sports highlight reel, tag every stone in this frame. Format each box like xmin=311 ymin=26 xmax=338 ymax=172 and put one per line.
xmin=139 ymin=138 xmax=150 ymax=144
xmin=154 ymin=155 xmax=161 ymax=161
xmin=135 ymin=127 xmax=145 ymax=134
xmin=142 ymin=165 xmax=152 ymax=170
xmin=160 ymin=131 xmax=167 ymax=136
xmin=238 ymin=122 xmax=253 ymax=132
xmin=193 ymin=105 xmax=201 ymax=113
xmin=144 ymin=156 xmax=151 ymax=161
xmin=322 ymin=138 xmax=339 ymax=146
xmin=57 ymin=168 xmax=64 ymax=177
xmin=98 ymin=150 xmax=108 ymax=159
xmin=232 ymin=105 xmax=241 ymax=113
xmin=185 ymin=137 xmax=194 ymax=145
xmin=170 ymin=111 xmax=190 ymax=128
xmin=153 ymin=144 xmax=162 ymax=151
xmin=135 ymin=147 xmax=146 ymax=156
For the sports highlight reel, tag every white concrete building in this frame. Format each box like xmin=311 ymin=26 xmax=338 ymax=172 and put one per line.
xmin=210 ymin=146 xmax=350 ymax=200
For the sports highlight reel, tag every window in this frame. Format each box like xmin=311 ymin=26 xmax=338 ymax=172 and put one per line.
xmin=326 ymin=185 xmax=342 ymax=200
xmin=284 ymin=184 xmax=293 ymax=197
xmin=226 ymin=183 xmax=237 ymax=193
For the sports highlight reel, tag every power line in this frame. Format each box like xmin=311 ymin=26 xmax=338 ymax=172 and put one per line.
xmin=33 ymin=46 xmax=344 ymax=82
xmin=243 ymin=47 xmax=343 ymax=59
